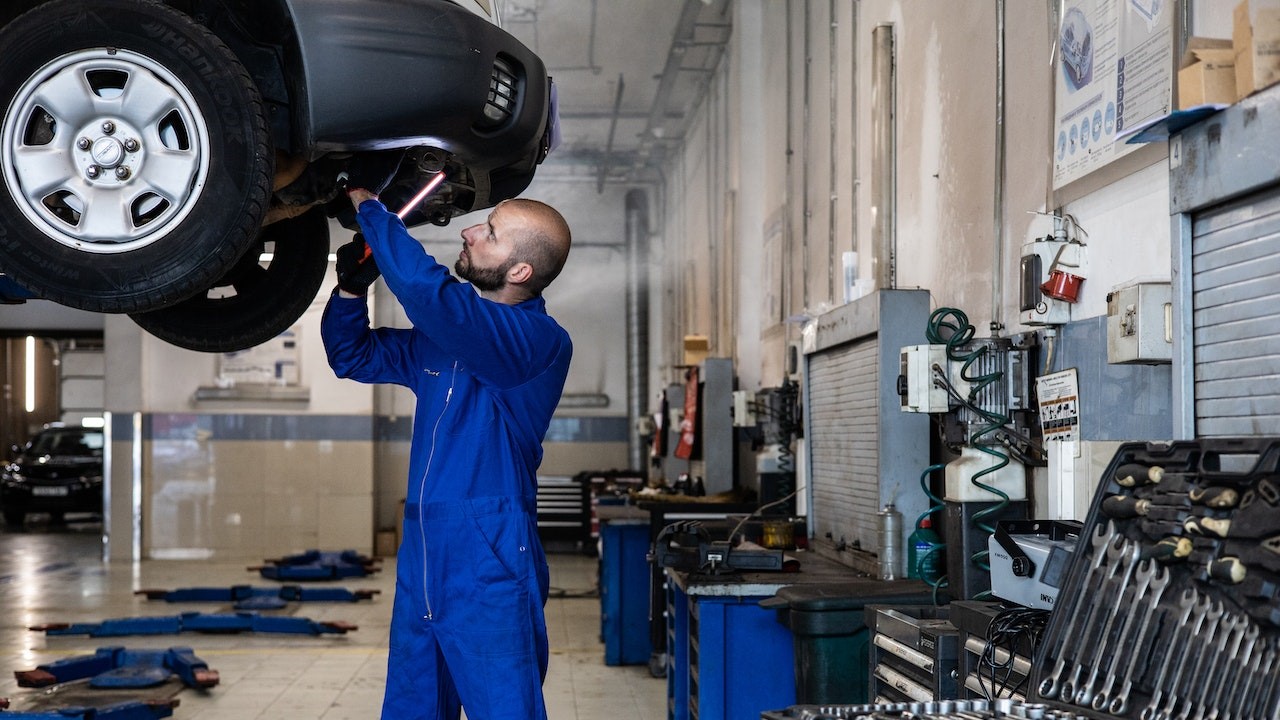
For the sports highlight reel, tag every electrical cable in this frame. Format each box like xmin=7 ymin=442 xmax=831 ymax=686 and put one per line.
xmin=926 ymin=307 xmax=1011 ymax=599
xmin=726 ymin=485 xmax=805 ymax=547
xmin=977 ymin=606 xmax=1050 ymax=700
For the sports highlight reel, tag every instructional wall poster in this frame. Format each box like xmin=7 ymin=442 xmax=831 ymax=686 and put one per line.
xmin=1036 ymin=368 xmax=1080 ymax=442
xmin=217 ymin=328 xmax=301 ymax=386
xmin=1052 ymin=0 xmax=1173 ymax=189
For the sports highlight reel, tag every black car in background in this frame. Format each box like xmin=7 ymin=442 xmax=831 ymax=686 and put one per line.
xmin=1 ymin=425 xmax=105 ymax=527
xmin=0 ymin=0 xmax=556 ymax=352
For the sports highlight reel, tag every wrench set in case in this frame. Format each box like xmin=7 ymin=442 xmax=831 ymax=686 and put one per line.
xmin=763 ymin=439 xmax=1280 ymax=720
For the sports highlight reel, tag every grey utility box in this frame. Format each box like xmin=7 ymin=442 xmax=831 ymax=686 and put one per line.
xmin=1106 ymin=282 xmax=1172 ymax=364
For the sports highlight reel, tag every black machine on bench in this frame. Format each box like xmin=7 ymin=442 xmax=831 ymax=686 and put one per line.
xmin=650 ymin=520 xmax=784 ymax=574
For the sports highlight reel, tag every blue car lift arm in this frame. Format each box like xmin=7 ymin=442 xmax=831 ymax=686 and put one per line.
xmin=249 ymin=549 xmax=382 ymax=581
xmin=135 ymin=585 xmax=378 ymax=608
xmin=0 ymin=699 xmax=177 ymax=719
xmin=15 ymin=647 xmax=218 ymax=690
xmin=30 ymin=612 xmax=357 ymax=638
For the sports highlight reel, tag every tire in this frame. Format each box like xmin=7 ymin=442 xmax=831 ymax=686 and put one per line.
xmin=0 ymin=0 xmax=271 ymax=313
xmin=130 ymin=208 xmax=331 ymax=353
xmin=4 ymin=510 xmax=24 ymax=528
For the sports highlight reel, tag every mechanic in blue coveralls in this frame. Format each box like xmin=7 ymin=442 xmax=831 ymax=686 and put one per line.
xmin=322 ymin=185 xmax=572 ymax=720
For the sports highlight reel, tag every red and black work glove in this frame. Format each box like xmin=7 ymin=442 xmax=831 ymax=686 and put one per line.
xmin=335 ymin=233 xmax=381 ymax=296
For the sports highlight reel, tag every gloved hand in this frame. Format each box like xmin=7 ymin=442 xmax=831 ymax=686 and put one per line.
xmin=340 ymin=150 xmax=407 ymax=197
xmin=335 ymin=233 xmax=381 ymax=296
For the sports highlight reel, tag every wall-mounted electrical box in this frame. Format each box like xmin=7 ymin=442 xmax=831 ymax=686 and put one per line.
xmin=1106 ymin=282 xmax=1172 ymax=364
xmin=1019 ymin=239 xmax=1073 ymax=326
xmin=899 ymin=344 xmax=949 ymax=413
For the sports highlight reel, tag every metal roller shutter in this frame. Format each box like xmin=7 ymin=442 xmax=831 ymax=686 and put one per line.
xmin=808 ymin=340 xmax=880 ymax=553
xmin=1191 ymin=188 xmax=1280 ymax=437
xmin=802 ymin=290 xmax=931 ymax=565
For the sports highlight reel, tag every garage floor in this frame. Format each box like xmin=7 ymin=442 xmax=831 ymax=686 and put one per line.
xmin=0 ymin=519 xmax=666 ymax=719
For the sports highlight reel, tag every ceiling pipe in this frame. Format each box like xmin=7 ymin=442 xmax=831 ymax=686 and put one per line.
xmin=597 ymin=74 xmax=626 ymax=194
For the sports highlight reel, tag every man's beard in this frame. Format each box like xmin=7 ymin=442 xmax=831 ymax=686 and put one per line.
xmin=456 ymin=256 xmax=514 ymax=292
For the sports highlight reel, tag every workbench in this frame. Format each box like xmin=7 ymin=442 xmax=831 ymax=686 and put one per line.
xmin=664 ymin=552 xmax=876 ymax=720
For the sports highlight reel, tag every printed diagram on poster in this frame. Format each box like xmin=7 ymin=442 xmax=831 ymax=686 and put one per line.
xmin=1037 ymin=368 xmax=1080 ymax=442
xmin=217 ymin=328 xmax=301 ymax=387
xmin=1053 ymin=0 xmax=1173 ymax=188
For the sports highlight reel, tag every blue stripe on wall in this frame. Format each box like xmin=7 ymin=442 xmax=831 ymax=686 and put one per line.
xmin=133 ymin=414 xmax=628 ymax=443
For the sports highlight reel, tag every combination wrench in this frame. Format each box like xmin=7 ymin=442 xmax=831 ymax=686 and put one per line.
xmin=1062 ymin=538 xmax=1140 ymax=705
xmin=1070 ymin=541 xmax=1143 ymax=706
xmin=1037 ymin=523 xmax=1116 ymax=700
xmin=1138 ymin=589 xmax=1209 ymax=720
xmin=1160 ymin=602 xmax=1227 ymax=720
xmin=1092 ymin=560 xmax=1170 ymax=713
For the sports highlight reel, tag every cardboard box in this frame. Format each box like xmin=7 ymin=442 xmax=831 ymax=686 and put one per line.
xmin=682 ymin=334 xmax=710 ymax=367
xmin=1179 ymin=37 xmax=1236 ymax=108
xmin=1233 ymin=0 xmax=1280 ymax=100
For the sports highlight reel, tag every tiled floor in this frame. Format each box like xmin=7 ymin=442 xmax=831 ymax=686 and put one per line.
xmin=0 ymin=517 xmax=667 ymax=719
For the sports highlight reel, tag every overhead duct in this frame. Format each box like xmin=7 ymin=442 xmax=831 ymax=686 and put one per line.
xmin=625 ymin=189 xmax=651 ymax=471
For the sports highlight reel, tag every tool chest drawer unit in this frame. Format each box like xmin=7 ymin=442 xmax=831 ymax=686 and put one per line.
xmin=761 ymin=438 xmax=1280 ymax=720
xmin=867 ymin=605 xmax=959 ymax=704
xmin=949 ymin=600 xmax=1042 ymax=703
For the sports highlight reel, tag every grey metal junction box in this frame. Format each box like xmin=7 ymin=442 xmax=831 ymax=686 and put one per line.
xmin=1106 ymin=281 xmax=1172 ymax=364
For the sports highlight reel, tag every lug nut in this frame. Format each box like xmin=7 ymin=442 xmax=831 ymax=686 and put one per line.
xmin=77 ymin=137 xmax=91 ymax=150
xmin=86 ymin=165 xmax=101 ymax=179
xmin=123 ymin=138 xmax=139 ymax=152
xmin=101 ymin=121 xmax=115 ymax=135
xmin=114 ymin=166 xmax=131 ymax=180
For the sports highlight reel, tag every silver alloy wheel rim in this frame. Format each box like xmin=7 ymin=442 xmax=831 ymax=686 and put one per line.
xmin=2 ymin=48 xmax=210 ymax=253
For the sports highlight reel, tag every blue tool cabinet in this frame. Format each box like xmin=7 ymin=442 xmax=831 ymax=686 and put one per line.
xmin=665 ymin=575 xmax=796 ymax=720
xmin=599 ymin=520 xmax=653 ymax=665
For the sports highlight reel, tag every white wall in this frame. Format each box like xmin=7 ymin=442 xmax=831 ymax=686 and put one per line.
xmin=649 ymin=0 xmax=1227 ymax=522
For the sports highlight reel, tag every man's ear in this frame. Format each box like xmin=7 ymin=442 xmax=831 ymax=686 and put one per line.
xmin=506 ymin=262 xmax=534 ymax=285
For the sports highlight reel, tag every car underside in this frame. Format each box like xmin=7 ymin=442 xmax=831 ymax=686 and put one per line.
xmin=0 ymin=0 xmax=555 ymax=352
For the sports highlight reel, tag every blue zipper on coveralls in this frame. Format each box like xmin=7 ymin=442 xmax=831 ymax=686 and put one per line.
xmin=417 ymin=361 xmax=458 ymax=621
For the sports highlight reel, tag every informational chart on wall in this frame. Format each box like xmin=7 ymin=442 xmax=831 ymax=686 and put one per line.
xmin=1036 ymin=368 xmax=1080 ymax=442
xmin=217 ymin=328 xmax=301 ymax=387
xmin=1052 ymin=0 xmax=1173 ymax=189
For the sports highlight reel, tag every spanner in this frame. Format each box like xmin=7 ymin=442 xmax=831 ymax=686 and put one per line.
xmin=1060 ymin=535 xmax=1138 ymax=704
xmin=1092 ymin=560 xmax=1170 ymax=712
xmin=1072 ymin=541 xmax=1144 ymax=706
xmin=1037 ymin=522 xmax=1116 ymax=699
xmin=1214 ymin=623 xmax=1260 ymax=720
xmin=1139 ymin=590 xmax=1210 ymax=720
xmin=1181 ymin=612 xmax=1241 ymax=720
xmin=1240 ymin=643 xmax=1278 ymax=720
xmin=1165 ymin=602 xmax=1228 ymax=720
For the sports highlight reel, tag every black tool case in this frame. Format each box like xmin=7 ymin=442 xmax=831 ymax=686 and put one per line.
xmin=761 ymin=438 xmax=1280 ymax=720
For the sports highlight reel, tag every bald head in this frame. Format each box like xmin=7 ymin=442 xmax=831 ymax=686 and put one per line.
xmin=503 ymin=199 xmax=572 ymax=296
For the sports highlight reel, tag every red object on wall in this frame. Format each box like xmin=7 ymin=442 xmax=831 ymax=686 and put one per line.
xmin=673 ymin=367 xmax=699 ymax=460
xmin=1040 ymin=269 xmax=1084 ymax=303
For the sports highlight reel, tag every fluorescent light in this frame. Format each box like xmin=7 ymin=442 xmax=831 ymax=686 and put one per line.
xmin=24 ymin=336 xmax=35 ymax=413
xmin=82 ymin=417 xmax=105 ymax=428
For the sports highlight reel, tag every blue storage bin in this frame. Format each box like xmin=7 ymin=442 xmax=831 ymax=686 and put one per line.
xmin=600 ymin=521 xmax=653 ymax=665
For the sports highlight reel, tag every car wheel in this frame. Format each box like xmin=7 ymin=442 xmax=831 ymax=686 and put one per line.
xmin=130 ymin=208 xmax=332 ymax=353
xmin=3 ymin=510 xmax=24 ymax=528
xmin=0 ymin=0 xmax=271 ymax=313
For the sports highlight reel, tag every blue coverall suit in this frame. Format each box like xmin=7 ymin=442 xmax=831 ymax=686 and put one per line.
xmin=321 ymin=199 xmax=572 ymax=720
